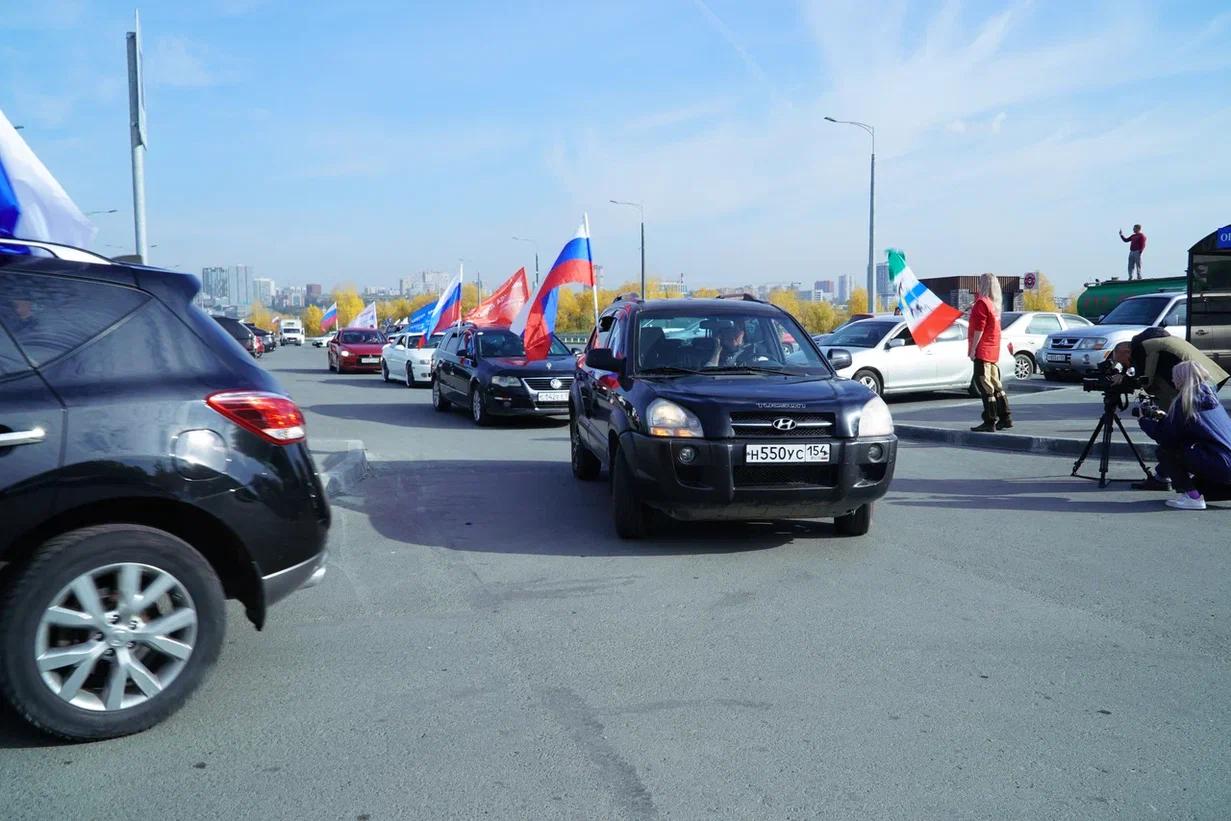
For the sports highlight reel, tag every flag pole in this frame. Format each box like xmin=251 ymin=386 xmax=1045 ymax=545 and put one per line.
xmin=585 ymin=213 xmax=598 ymax=329
xmin=457 ymin=260 xmax=464 ymax=330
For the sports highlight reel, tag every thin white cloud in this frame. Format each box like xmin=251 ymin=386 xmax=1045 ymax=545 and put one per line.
xmin=148 ymin=37 xmax=227 ymax=88
xmin=688 ymin=0 xmax=778 ymax=96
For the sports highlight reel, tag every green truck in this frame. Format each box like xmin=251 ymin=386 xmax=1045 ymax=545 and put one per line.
xmin=1075 ymin=276 xmax=1186 ymax=320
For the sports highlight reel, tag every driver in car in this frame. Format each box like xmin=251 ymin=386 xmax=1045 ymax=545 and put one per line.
xmin=708 ymin=325 xmax=748 ymax=367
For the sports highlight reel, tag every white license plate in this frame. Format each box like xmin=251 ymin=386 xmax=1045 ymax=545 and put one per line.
xmin=1046 ymin=353 xmax=1069 ymax=363
xmin=746 ymin=443 xmax=830 ymax=463
xmin=537 ymin=391 xmax=569 ymax=403
xmin=361 ymin=357 xmax=379 ymax=364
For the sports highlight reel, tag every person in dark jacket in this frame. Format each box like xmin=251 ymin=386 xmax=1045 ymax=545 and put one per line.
xmin=1138 ymin=360 xmax=1231 ymax=510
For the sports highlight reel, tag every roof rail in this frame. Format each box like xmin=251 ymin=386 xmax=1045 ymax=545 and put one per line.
xmin=612 ymin=291 xmax=643 ymax=303
xmin=715 ymin=292 xmax=764 ymax=303
xmin=0 ymin=237 xmax=113 ymax=265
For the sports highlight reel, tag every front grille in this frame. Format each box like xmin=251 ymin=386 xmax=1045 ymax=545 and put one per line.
xmin=524 ymin=376 xmax=575 ymax=391
xmin=733 ymin=464 xmax=838 ymax=488
xmin=1050 ymin=337 xmax=1080 ymax=350
xmin=729 ymin=411 xmax=835 ymax=438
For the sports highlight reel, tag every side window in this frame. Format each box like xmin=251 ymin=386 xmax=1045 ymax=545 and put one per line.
xmin=609 ymin=315 xmax=628 ymax=358
xmin=441 ymin=331 xmax=458 ymax=354
xmin=1062 ymin=314 xmax=1090 ymax=328
xmin=593 ymin=313 xmax=617 ymax=351
xmin=936 ymin=323 xmax=966 ymax=342
xmin=462 ymin=330 xmax=476 ymax=358
xmin=1162 ymin=301 xmax=1186 ymax=328
xmin=0 ymin=325 xmax=31 ymax=378
xmin=0 ymin=272 xmax=148 ymax=367
xmin=1027 ymin=315 xmax=1062 ymax=334
xmin=893 ymin=326 xmax=918 ymax=346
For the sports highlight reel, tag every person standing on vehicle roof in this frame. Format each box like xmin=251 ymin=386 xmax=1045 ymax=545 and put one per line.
xmin=968 ymin=273 xmax=1012 ymax=432
xmin=1120 ymin=224 xmax=1146 ymax=280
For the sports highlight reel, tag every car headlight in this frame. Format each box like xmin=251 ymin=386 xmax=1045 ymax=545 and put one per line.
xmin=340 ymin=350 xmax=353 ymax=357
xmin=1077 ymin=337 xmax=1108 ymax=350
xmin=491 ymin=375 xmax=521 ymax=388
xmin=646 ymin=398 xmax=703 ymax=438
xmin=858 ymin=396 xmax=894 ymax=436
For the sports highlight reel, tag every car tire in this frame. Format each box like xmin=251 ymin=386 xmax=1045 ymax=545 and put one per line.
xmin=612 ymin=449 xmax=651 ymax=539
xmin=470 ymin=385 xmax=491 ymax=427
xmin=431 ymin=377 xmax=451 ymax=412
xmin=405 ymin=364 xmax=415 ymax=388
xmin=570 ymin=416 xmax=601 ymax=480
xmin=852 ymin=369 xmax=883 ymax=396
xmin=0 ymin=525 xmax=225 ymax=741
xmin=834 ymin=503 xmax=872 ymax=537
xmin=1013 ymin=352 xmax=1035 ymax=380
xmin=381 ymin=361 xmax=390 ymax=383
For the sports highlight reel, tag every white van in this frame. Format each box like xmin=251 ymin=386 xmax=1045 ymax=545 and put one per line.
xmin=280 ymin=319 xmax=305 ymax=346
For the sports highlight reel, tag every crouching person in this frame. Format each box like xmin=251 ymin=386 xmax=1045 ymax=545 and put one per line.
xmin=1138 ymin=361 xmax=1231 ymax=510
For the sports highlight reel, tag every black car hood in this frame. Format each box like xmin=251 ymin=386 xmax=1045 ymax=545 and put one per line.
xmin=485 ymin=355 xmax=576 ymax=374
xmin=647 ymin=373 xmax=869 ymax=410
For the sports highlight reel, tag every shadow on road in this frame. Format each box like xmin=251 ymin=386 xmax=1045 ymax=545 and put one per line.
xmin=887 ymin=475 xmax=1221 ymax=513
xmin=305 ymin=402 xmax=568 ymax=431
xmin=332 ymin=459 xmax=851 ymax=556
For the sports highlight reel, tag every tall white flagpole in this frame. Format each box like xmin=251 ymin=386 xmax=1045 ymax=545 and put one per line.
xmin=457 ymin=260 xmax=464 ymax=330
xmin=585 ymin=213 xmax=599 ymax=329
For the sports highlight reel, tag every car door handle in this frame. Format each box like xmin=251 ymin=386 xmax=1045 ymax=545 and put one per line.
xmin=1195 ymin=329 xmax=1209 ymax=336
xmin=0 ymin=427 xmax=46 ymax=447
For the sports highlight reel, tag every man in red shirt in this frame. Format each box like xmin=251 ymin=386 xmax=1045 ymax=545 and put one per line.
xmin=968 ymin=273 xmax=1012 ymax=432
xmin=1120 ymin=224 xmax=1146 ymax=280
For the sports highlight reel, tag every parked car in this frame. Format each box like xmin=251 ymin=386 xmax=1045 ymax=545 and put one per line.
xmin=212 ymin=315 xmax=261 ymax=358
xmin=310 ymin=334 xmax=332 ymax=347
xmin=327 ymin=329 xmax=387 ymax=373
xmin=245 ymin=323 xmax=276 ymax=352
xmin=1039 ymin=292 xmax=1187 ymax=380
xmin=280 ymin=319 xmax=305 ymax=346
xmin=1000 ymin=311 xmax=1092 ymax=379
xmin=381 ymin=331 xmax=444 ymax=387
xmin=0 ymin=237 xmax=329 ymax=741
xmin=820 ymin=317 xmax=1015 ymax=396
xmin=430 ymin=324 xmax=576 ymax=425
xmin=571 ymin=295 xmax=896 ymax=538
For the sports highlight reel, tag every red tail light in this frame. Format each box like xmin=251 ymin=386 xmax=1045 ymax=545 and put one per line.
xmin=206 ymin=391 xmax=306 ymax=444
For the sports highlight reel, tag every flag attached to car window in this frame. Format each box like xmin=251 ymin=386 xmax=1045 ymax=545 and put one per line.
xmin=886 ymin=249 xmax=961 ymax=347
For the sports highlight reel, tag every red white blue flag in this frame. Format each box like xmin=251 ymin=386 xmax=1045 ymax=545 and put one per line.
xmin=429 ymin=271 xmax=464 ymax=334
xmin=511 ymin=220 xmax=595 ymax=360
xmin=321 ymin=302 xmax=338 ymax=330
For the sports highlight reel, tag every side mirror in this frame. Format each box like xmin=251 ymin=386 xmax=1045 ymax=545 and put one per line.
xmin=584 ymin=347 xmax=624 ymax=373
xmin=827 ymin=348 xmax=853 ymax=370
xmin=887 ymin=338 xmax=906 ymax=349
xmin=395 ymin=343 xmax=406 ymax=349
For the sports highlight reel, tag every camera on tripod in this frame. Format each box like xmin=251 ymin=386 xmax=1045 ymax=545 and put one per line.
xmin=1072 ymin=359 xmax=1156 ymax=488
xmin=1131 ymin=392 xmax=1166 ymax=421
xmin=1081 ymin=358 xmax=1144 ymax=394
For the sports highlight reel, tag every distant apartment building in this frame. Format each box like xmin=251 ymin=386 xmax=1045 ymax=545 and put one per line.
xmin=875 ymin=263 xmax=890 ymax=306
xmin=306 ymin=283 xmax=323 ymax=303
xmin=814 ymin=279 xmax=834 ymax=295
xmin=399 ymin=276 xmax=416 ymax=296
xmin=252 ymin=277 xmax=276 ymax=306
xmin=201 ymin=267 xmax=229 ymax=304
xmin=837 ymin=275 xmax=852 ymax=303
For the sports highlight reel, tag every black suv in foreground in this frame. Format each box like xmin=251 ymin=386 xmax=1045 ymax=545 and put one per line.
xmin=571 ymin=295 xmax=896 ymax=538
xmin=432 ymin=323 xmax=579 ymax=425
xmin=0 ymin=239 xmax=329 ymax=740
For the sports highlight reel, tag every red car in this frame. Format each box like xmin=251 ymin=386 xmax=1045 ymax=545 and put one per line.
xmin=327 ymin=329 xmax=387 ymax=373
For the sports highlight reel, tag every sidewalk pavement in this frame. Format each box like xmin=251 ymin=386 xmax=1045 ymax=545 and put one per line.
xmin=892 ymin=384 xmax=1231 ymax=462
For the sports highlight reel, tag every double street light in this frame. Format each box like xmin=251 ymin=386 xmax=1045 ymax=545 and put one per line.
xmin=609 ymin=199 xmax=645 ymax=298
xmin=824 ymin=116 xmax=877 ymax=311
xmin=511 ymin=236 xmax=540 ymax=288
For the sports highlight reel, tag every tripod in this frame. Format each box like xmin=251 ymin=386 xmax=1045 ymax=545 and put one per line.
xmin=1071 ymin=390 xmax=1154 ymax=488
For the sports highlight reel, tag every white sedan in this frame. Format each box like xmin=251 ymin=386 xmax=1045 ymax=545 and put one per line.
xmin=381 ymin=331 xmax=444 ymax=386
xmin=821 ymin=316 xmax=1015 ymax=396
xmin=1000 ymin=310 xmax=1092 ymax=379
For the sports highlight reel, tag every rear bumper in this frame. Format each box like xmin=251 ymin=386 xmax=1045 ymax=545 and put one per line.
xmin=619 ymin=431 xmax=897 ymax=521
xmin=261 ymin=550 xmax=328 ymax=606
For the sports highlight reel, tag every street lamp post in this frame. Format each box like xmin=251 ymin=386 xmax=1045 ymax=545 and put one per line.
xmin=511 ymin=236 xmax=540 ymax=288
xmin=825 ymin=117 xmax=876 ymax=311
xmin=610 ymin=199 xmax=645 ymax=298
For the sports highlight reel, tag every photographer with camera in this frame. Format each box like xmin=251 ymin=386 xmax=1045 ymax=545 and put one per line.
xmin=1134 ymin=361 xmax=1231 ymax=510
xmin=1109 ymin=328 xmax=1228 ymax=408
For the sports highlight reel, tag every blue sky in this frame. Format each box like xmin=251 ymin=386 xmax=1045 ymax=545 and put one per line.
xmin=2 ymin=0 xmax=1229 ymax=295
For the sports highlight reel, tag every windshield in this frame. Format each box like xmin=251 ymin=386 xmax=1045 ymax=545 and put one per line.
xmin=635 ymin=311 xmax=829 ymax=374
xmin=825 ymin=320 xmax=897 ymax=348
xmin=477 ymin=329 xmax=570 ymax=358
xmin=1099 ymin=297 xmax=1169 ymax=326
xmin=338 ymin=330 xmax=385 ymax=344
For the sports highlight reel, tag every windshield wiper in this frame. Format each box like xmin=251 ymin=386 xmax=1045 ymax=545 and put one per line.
xmin=701 ymin=365 xmax=803 ymax=376
xmin=638 ymin=365 xmax=705 ymax=376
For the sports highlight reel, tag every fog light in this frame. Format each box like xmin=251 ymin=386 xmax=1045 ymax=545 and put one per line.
xmin=868 ymin=443 xmax=884 ymax=462
xmin=677 ymin=446 xmax=697 ymax=464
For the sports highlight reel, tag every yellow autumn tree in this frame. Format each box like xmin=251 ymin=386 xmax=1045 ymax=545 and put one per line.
xmin=1022 ymin=273 xmax=1058 ymax=312
xmin=847 ymin=287 xmax=869 ymax=315
xmin=689 ymin=287 xmax=721 ymax=298
xmin=331 ymin=287 xmax=364 ymax=328
xmin=247 ymin=302 xmax=273 ymax=329
xmin=302 ymin=305 xmax=324 ymax=336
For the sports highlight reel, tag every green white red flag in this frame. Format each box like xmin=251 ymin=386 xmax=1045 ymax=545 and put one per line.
xmin=886 ymin=248 xmax=961 ymax=347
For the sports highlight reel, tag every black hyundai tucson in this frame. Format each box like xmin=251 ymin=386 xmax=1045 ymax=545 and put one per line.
xmin=0 ymin=239 xmax=330 ymax=740
xmin=571 ymin=294 xmax=897 ymax=538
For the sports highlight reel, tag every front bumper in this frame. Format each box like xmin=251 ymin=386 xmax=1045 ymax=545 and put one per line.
xmin=339 ymin=357 xmax=382 ymax=372
xmin=482 ymin=386 xmax=569 ymax=416
xmin=1039 ymin=349 xmax=1109 ymax=375
xmin=620 ymin=431 xmax=897 ymax=521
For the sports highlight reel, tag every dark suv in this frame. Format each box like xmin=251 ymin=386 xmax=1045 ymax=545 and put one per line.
xmin=431 ymin=323 xmax=578 ymax=425
xmin=213 ymin=315 xmax=261 ymax=358
xmin=571 ymin=296 xmax=896 ymax=538
xmin=0 ymin=239 xmax=330 ymax=740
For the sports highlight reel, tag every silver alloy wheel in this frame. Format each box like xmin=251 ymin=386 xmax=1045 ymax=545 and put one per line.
xmin=472 ymin=389 xmax=483 ymax=421
xmin=432 ymin=379 xmax=441 ymax=405
xmin=858 ymin=374 xmax=879 ymax=393
xmin=1014 ymin=353 xmax=1034 ymax=380
xmin=35 ymin=563 xmax=197 ymax=712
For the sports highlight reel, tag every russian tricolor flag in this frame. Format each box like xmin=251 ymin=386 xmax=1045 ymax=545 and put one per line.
xmin=321 ymin=302 xmax=338 ymax=330
xmin=429 ymin=272 xmax=464 ymax=334
xmin=0 ymin=108 xmax=96 ymax=248
xmin=512 ymin=219 xmax=595 ymax=360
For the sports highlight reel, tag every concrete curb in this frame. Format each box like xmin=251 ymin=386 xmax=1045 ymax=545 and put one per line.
xmin=895 ymin=423 xmax=1157 ymax=461
xmin=313 ymin=439 xmax=369 ymax=498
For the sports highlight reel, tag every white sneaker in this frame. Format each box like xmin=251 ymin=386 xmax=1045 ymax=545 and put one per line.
xmin=1165 ymin=494 xmax=1207 ymax=510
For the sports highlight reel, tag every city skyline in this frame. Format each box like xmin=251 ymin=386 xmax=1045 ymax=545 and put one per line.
xmin=3 ymin=1 xmax=1228 ymax=296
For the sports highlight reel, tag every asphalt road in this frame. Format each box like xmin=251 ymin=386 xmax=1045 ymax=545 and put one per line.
xmin=2 ymin=344 xmax=1228 ymax=820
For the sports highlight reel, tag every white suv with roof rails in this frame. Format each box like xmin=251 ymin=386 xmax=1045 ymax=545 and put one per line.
xmin=1039 ymin=292 xmax=1186 ymax=379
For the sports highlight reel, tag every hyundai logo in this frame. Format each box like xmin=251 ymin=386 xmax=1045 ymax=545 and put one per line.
xmin=549 ymin=378 xmax=563 ymax=390
xmin=772 ymin=418 xmax=797 ymax=431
